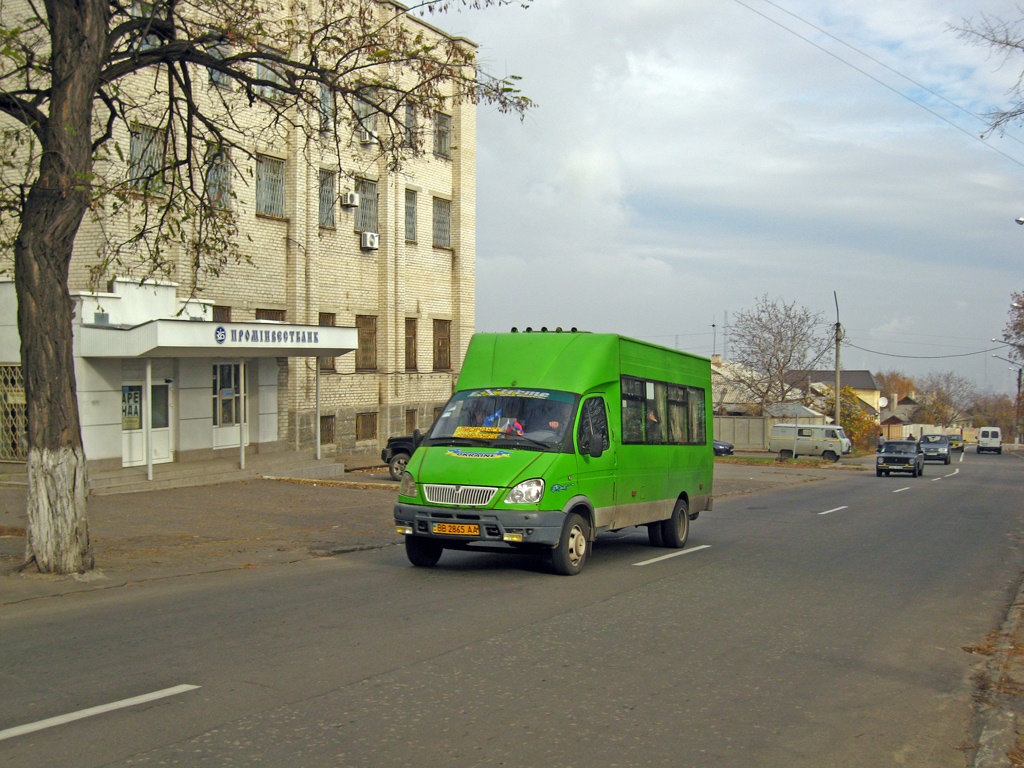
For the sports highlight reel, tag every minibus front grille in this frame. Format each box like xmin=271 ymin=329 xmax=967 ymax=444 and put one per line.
xmin=424 ymin=484 xmax=497 ymax=507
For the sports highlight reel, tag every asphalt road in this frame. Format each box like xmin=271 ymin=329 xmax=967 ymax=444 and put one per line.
xmin=2 ymin=450 xmax=1023 ymax=767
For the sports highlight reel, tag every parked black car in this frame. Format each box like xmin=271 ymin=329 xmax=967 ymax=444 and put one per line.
xmin=876 ymin=440 xmax=924 ymax=477
xmin=713 ymin=440 xmax=734 ymax=456
xmin=381 ymin=435 xmax=418 ymax=481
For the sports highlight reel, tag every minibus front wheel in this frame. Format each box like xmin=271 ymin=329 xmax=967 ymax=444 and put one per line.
xmin=552 ymin=512 xmax=590 ymax=576
xmin=405 ymin=536 xmax=443 ymax=567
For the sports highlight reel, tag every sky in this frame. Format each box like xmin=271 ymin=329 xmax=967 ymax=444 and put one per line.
xmin=429 ymin=0 xmax=1024 ymax=396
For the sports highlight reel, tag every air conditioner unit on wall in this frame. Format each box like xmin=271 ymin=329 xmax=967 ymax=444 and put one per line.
xmin=357 ymin=129 xmax=377 ymax=144
xmin=360 ymin=231 xmax=380 ymax=250
xmin=341 ymin=191 xmax=360 ymax=208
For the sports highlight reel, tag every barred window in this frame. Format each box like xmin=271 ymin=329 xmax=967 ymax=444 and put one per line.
xmin=433 ymin=112 xmax=451 ymax=158
xmin=405 ymin=317 xmax=417 ymax=371
xmin=405 ymin=409 xmax=418 ymax=434
xmin=256 ymin=155 xmax=285 ymax=218
xmin=205 ymin=147 xmax=230 ymax=209
xmin=355 ymin=178 xmax=378 ymax=232
xmin=319 ymin=170 xmax=336 ymax=228
xmin=432 ymin=197 xmax=451 ymax=248
xmin=320 ymin=415 xmax=336 ymax=445
xmin=355 ymin=412 xmax=378 ymax=441
xmin=129 ymin=125 xmax=165 ymax=191
xmin=405 ymin=189 xmax=417 ymax=241
xmin=356 ymin=315 xmax=377 ymax=371
xmin=433 ymin=319 xmax=451 ymax=371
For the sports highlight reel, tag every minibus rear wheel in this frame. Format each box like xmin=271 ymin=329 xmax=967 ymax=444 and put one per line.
xmin=660 ymin=498 xmax=690 ymax=548
xmin=552 ymin=512 xmax=590 ymax=576
xmin=405 ymin=536 xmax=443 ymax=567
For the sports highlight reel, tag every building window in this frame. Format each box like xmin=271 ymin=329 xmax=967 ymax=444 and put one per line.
xmin=405 ymin=317 xmax=417 ymax=371
xmin=255 ymin=47 xmax=285 ymax=100
xmin=205 ymin=147 xmax=231 ymax=209
xmin=319 ymin=84 xmax=334 ymax=133
xmin=433 ymin=112 xmax=451 ymax=158
xmin=433 ymin=319 xmax=451 ymax=371
xmin=255 ymin=308 xmax=285 ymax=321
xmin=433 ymin=405 xmax=444 ymax=424
xmin=320 ymin=414 xmax=335 ymax=445
xmin=319 ymin=312 xmax=336 ymax=371
xmin=354 ymin=93 xmax=377 ymax=142
xmin=432 ymin=197 xmax=451 ymax=248
xmin=130 ymin=2 xmax=162 ymax=52
xmin=355 ymin=412 xmax=378 ymax=441
xmin=319 ymin=170 xmax=336 ymax=228
xmin=405 ymin=189 xmax=417 ymax=241
xmin=405 ymin=409 xmax=417 ymax=434
xmin=356 ymin=315 xmax=377 ymax=371
xmin=129 ymin=125 xmax=165 ymax=191
xmin=208 ymin=37 xmax=231 ymax=86
xmin=212 ymin=305 xmax=232 ymax=322
xmin=355 ymin=178 xmax=378 ymax=232
xmin=404 ymin=105 xmax=416 ymax=147
xmin=256 ymin=155 xmax=285 ymax=218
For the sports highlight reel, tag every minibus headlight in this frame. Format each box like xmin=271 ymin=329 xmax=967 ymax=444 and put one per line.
xmin=505 ymin=478 xmax=544 ymax=504
xmin=398 ymin=472 xmax=418 ymax=497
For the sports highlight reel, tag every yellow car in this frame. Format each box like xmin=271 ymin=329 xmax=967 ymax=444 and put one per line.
xmin=947 ymin=434 xmax=965 ymax=452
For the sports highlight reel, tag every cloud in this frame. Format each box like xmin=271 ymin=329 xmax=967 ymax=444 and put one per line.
xmin=439 ymin=0 xmax=1024 ymax=393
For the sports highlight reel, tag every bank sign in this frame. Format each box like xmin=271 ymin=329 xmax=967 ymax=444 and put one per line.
xmin=215 ymin=326 xmax=322 ymax=346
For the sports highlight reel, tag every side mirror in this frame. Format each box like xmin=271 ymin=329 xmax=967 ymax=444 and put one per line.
xmin=580 ymin=433 xmax=603 ymax=459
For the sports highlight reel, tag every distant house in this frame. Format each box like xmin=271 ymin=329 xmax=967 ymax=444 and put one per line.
xmin=787 ymin=370 xmax=884 ymax=418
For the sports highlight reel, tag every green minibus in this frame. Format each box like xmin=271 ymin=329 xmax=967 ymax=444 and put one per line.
xmin=393 ymin=331 xmax=714 ymax=575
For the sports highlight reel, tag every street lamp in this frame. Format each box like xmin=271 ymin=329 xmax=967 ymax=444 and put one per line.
xmin=993 ymin=354 xmax=1023 ymax=446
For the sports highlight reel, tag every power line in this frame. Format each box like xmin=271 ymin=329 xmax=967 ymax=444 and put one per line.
xmin=844 ymin=340 xmax=1007 ymax=360
xmin=730 ymin=0 xmax=1024 ymax=170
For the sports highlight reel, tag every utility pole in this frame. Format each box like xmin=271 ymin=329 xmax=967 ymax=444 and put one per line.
xmin=834 ymin=292 xmax=842 ymax=428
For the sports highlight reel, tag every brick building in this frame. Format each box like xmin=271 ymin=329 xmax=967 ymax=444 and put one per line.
xmin=0 ymin=2 xmax=475 ymax=469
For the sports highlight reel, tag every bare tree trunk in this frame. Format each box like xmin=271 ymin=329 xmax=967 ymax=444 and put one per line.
xmin=14 ymin=0 xmax=109 ymax=574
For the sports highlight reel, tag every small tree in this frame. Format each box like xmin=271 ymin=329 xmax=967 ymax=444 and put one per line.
xmin=822 ymin=386 xmax=877 ymax=452
xmin=0 ymin=0 xmax=532 ymax=573
xmin=971 ymin=392 xmax=1016 ymax=437
xmin=875 ymin=370 xmax=917 ymax=401
xmin=915 ymin=372 xmax=976 ymax=428
xmin=726 ymin=294 xmax=834 ymax=415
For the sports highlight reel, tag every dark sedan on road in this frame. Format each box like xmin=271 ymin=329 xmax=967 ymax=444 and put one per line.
xmin=920 ymin=434 xmax=951 ymax=464
xmin=876 ymin=440 xmax=924 ymax=477
xmin=713 ymin=440 xmax=734 ymax=456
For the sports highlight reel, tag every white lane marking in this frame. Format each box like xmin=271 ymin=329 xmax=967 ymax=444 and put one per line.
xmin=634 ymin=544 xmax=711 ymax=566
xmin=893 ymin=487 xmax=911 ymax=493
xmin=931 ymin=476 xmax=943 ymax=482
xmin=818 ymin=506 xmax=848 ymax=516
xmin=947 ymin=468 xmax=960 ymax=477
xmin=0 ymin=684 xmax=200 ymax=742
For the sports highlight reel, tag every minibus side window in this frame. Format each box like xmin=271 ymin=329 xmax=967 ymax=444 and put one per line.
xmin=578 ymin=397 xmax=610 ymax=455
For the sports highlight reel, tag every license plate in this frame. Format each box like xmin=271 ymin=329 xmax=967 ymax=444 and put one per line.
xmin=432 ymin=522 xmax=480 ymax=536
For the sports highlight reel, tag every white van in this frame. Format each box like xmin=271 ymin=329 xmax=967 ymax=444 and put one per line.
xmin=768 ymin=423 xmax=851 ymax=462
xmin=978 ymin=426 xmax=1002 ymax=454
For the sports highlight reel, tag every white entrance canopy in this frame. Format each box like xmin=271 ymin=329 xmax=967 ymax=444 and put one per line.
xmin=78 ymin=319 xmax=357 ymax=358
xmin=77 ymin=319 xmax=358 ymax=476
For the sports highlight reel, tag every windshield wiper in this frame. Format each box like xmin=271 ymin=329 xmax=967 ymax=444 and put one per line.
xmin=492 ymin=435 xmax=552 ymax=450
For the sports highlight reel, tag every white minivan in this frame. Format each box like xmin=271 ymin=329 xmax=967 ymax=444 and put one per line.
xmin=978 ymin=426 xmax=1003 ymax=454
xmin=768 ymin=423 xmax=852 ymax=462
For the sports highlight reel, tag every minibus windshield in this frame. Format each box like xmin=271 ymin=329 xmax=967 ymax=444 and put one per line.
xmin=427 ymin=388 xmax=578 ymax=451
